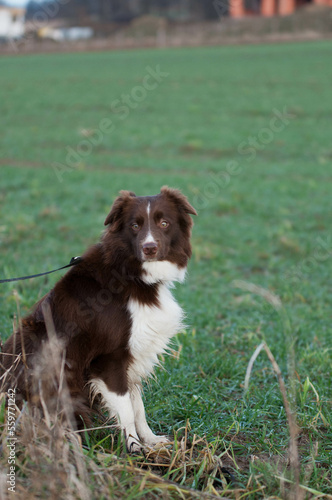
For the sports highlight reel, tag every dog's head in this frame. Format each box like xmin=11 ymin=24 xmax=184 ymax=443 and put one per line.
xmin=104 ymin=187 xmax=197 ymax=279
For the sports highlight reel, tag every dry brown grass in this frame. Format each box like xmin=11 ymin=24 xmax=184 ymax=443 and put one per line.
xmin=0 ymin=392 xmax=246 ymax=499
xmin=1 ymin=290 xmax=330 ymax=499
xmin=0 ymin=303 xmax=239 ymax=499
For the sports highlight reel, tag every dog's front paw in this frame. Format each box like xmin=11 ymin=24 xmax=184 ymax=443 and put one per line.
xmin=144 ymin=434 xmax=171 ymax=449
xmin=126 ymin=435 xmax=144 ymax=454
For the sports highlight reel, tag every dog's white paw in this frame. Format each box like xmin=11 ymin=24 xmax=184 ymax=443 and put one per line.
xmin=144 ymin=434 xmax=171 ymax=449
xmin=126 ymin=435 xmax=144 ymax=454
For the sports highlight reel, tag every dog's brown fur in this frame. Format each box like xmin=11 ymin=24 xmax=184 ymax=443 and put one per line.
xmin=0 ymin=187 xmax=196 ymax=430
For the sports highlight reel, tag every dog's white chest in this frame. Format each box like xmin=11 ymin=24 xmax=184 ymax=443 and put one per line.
xmin=127 ymin=284 xmax=184 ymax=384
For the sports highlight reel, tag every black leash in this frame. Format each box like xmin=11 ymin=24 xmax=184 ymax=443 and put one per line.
xmin=0 ymin=256 xmax=82 ymax=284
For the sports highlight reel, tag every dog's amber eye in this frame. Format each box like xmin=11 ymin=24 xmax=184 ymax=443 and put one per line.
xmin=132 ymin=223 xmax=140 ymax=231
xmin=160 ymin=220 xmax=169 ymax=228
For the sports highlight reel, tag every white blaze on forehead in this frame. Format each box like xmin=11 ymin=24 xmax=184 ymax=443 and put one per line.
xmin=142 ymin=201 xmax=157 ymax=245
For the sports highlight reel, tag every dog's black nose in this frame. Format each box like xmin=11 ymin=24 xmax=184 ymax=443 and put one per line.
xmin=143 ymin=242 xmax=158 ymax=256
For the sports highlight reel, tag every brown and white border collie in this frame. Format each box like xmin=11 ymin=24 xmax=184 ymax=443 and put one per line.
xmin=1 ymin=187 xmax=196 ymax=452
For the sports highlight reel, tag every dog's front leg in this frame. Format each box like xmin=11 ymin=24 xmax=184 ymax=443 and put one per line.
xmin=90 ymin=379 xmax=142 ymax=453
xmin=130 ymin=385 xmax=170 ymax=448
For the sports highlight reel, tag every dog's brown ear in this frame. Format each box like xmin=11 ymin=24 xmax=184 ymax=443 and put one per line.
xmin=160 ymin=186 xmax=197 ymax=216
xmin=104 ymin=191 xmax=136 ymax=228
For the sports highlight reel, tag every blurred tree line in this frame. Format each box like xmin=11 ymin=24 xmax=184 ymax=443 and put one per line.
xmin=25 ymin=0 xmax=223 ymax=23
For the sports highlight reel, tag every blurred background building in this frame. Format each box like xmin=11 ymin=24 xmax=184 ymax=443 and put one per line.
xmin=24 ymin=0 xmax=332 ymax=22
xmin=0 ymin=0 xmax=331 ymax=50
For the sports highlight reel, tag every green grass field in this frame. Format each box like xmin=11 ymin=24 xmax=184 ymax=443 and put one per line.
xmin=1 ymin=40 xmax=332 ymax=498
